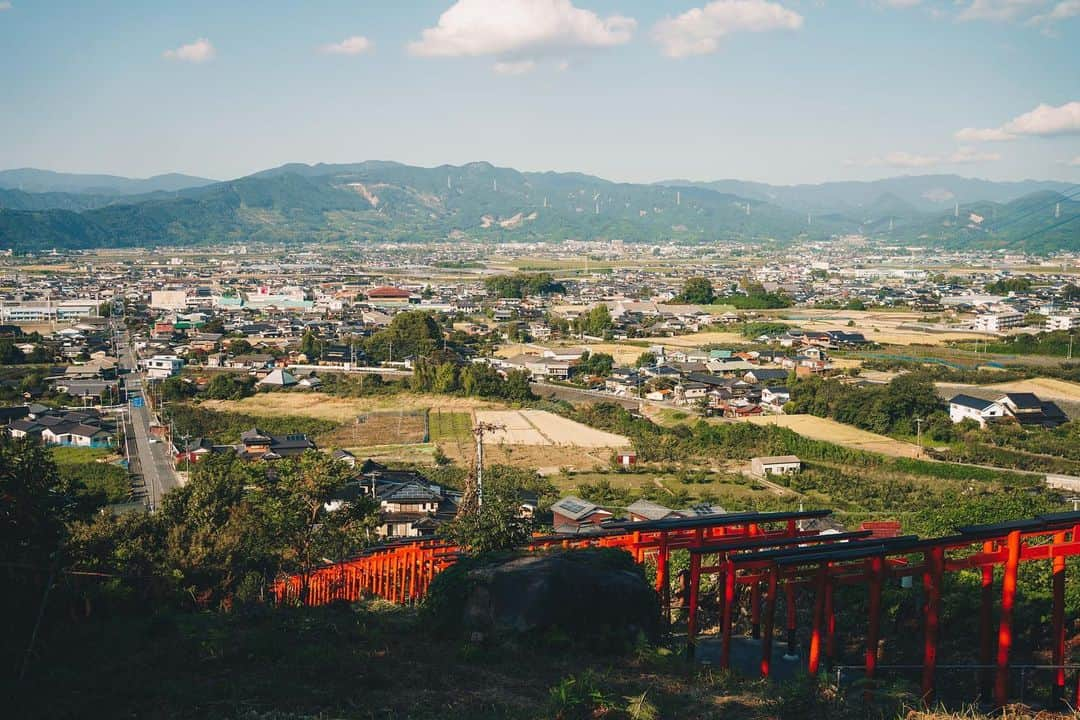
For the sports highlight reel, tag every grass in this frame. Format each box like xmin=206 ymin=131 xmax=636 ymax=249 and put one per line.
xmin=11 ymin=601 xmax=1058 ymax=720
xmin=429 ymin=410 xmax=473 ymax=443
xmin=8 ymin=602 xmax=772 ymax=720
xmin=50 ymin=445 xmax=114 ymax=464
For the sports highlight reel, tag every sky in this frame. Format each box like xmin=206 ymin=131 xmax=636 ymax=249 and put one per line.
xmin=1 ymin=0 xmax=1078 ymax=186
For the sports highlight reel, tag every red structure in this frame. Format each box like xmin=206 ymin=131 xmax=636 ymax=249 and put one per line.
xmin=271 ymin=509 xmax=1080 ymax=708
xmin=684 ymin=511 xmax=1080 ymax=707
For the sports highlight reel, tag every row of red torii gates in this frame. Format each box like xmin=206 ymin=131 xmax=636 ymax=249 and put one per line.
xmin=272 ymin=508 xmax=1080 ymax=708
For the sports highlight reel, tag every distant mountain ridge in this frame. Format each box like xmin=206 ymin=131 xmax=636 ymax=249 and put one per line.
xmin=657 ymin=175 xmax=1076 ymax=214
xmin=0 ymin=163 xmax=1075 ymax=253
xmin=0 ymin=168 xmax=217 ymax=196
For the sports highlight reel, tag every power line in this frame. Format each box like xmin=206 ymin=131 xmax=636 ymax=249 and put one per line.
xmin=984 ymin=185 xmax=1080 ymax=234
xmin=1004 ymin=212 xmax=1080 ymax=246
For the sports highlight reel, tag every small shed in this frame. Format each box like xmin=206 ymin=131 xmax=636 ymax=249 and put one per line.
xmin=750 ymin=455 xmax=802 ymax=477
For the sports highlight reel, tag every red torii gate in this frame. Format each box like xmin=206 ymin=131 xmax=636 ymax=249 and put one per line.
xmin=684 ymin=511 xmax=1080 ymax=708
xmin=271 ymin=509 xmax=832 ymax=612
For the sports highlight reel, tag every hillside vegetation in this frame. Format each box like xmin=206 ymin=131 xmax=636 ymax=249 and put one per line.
xmin=1 ymin=162 xmax=1074 ymax=251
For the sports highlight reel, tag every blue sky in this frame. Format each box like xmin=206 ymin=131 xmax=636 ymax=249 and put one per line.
xmin=1 ymin=0 xmax=1077 ymax=185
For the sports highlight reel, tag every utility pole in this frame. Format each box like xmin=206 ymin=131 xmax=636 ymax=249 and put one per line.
xmin=914 ymin=417 xmax=924 ymax=458
xmin=472 ymin=421 xmax=505 ymax=508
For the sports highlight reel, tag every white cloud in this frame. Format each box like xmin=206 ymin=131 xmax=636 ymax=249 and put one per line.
xmin=949 ymin=146 xmax=1002 ymax=163
xmin=955 ymin=127 xmax=1017 ymax=142
xmin=408 ymin=0 xmax=635 ymax=63
xmin=653 ymin=0 xmax=803 ymax=58
xmin=320 ymin=35 xmax=373 ymax=55
xmin=1028 ymin=0 xmax=1080 ymax=27
xmin=882 ymin=0 xmax=922 ymax=7
xmin=864 ymin=151 xmax=942 ymax=168
xmin=957 ymin=0 xmax=1045 ymax=22
xmin=1003 ymin=101 xmax=1080 ymax=135
xmin=163 ymin=38 xmax=215 ymax=63
xmin=494 ymin=60 xmax=537 ymax=75
xmin=958 ymin=101 xmax=1080 ymax=142
xmin=0 ymin=2 xmax=12 ymax=10
xmin=859 ymin=148 xmax=1001 ymax=168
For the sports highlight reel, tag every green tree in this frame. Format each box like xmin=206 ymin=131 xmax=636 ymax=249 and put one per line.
xmin=227 ymin=338 xmax=254 ymax=355
xmin=204 ymin=373 xmax=256 ymax=400
xmin=365 ymin=311 xmax=443 ymax=363
xmin=0 ymin=339 xmax=26 ymax=365
xmin=249 ymin=452 xmax=378 ymax=590
xmin=635 ymin=351 xmax=656 ymax=368
xmin=578 ymin=351 xmax=614 ymax=377
xmin=576 ymin=304 xmax=613 ymax=337
xmin=440 ymin=468 xmax=539 ymax=553
xmin=0 ymin=438 xmax=77 ymax=567
xmin=677 ymin=277 xmax=715 ymax=305
xmin=299 ymin=329 xmax=323 ymax=360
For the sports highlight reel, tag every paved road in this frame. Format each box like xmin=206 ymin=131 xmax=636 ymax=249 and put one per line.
xmin=114 ymin=324 xmax=180 ymax=511
xmin=530 ymin=381 xmax=646 ymax=410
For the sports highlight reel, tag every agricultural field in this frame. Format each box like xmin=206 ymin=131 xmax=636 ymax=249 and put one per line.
xmin=201 ymin=391 xmax=500 ymax=423
xmin=429 ymin=409 xmax=633 ymax=474
xmin=775 ymin=309 xmax=990 ymax=346
xmin=475 ymin=409 xmax=630 ymax=448
xmin=638 ymin=330 xmax=749 ymax=348
xmin=984 ymin=377 xmax=1080 ymax=403
xmin=316 ymin=410 xmax=428 ymax=449
xmin=351 ymin=442 xmax=440 ymax=465
xmin=428 ymin=410 xmax=472 ymax=443
xmin=736 ymin=414 xmax=923 ymax=458
xmin=494 ymin=341 xmax=647 ymax=365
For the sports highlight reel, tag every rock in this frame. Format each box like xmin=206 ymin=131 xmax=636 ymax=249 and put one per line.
xmin=427 ymin=548 xmax=659 ymax=646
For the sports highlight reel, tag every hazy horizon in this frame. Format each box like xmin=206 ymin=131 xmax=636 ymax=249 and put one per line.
xmin=1 ymin=161 xmax=1076 ymax=190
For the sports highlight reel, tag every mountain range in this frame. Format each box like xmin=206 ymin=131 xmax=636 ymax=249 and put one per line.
xmin=0 ymin=162 xmax=1075 ymax=253
xmin=0 ymin=168 xmax=217 ymax=196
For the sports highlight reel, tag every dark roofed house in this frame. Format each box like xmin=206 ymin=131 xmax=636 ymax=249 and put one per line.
xmin=0 ymin=405 xmax=30 ymax=423
xmin=626 ymin=499 xmax=679 ymax=522
xmin=999 ymin=393 xmax=1068 ymax=428
xmin=8 ymin=419 xmax=44 ymax=439
xmin=550 ymin=496 xmax=613 ymax=533
xmin=237 ymin=427 xmax=315 ymax=460
xmin=743 ymin=368 xmax=789 ymax=385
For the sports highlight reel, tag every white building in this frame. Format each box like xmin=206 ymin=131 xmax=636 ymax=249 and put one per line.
xmin=750 ymin=455 xmax=802 ymax=477
xmin=144 ymin=355 xmax=183 ymax=379
xmin=948 ymin=394 xmax=1006 ymax=427
xmin=150 ymin=290 xmax=189 ymax=311
xmin=0 ymin=300 xmax=97 ymax=323
xmin=1045 ymin=314 xmax=1079 ymax=332
xmin=971 ymin=309 xmax=1023 ymax=334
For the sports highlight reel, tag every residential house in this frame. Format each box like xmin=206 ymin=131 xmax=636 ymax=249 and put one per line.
xmin=948 ymin=395 xmax=1006 ymax=427
xmin=237 ymin=427 xmax=315 ymax=460
xmin=626 ymin=499 xmax=679 ymax=522
xmin=144 ymin=355 xmax=183 ymax=379
xmin=761 ymin=386 xmax=791 ymax=413
xmin=998 ymin=393 xmax=1068 ymax=428
xmin=550 ymin=496 xmax=613 ymax=533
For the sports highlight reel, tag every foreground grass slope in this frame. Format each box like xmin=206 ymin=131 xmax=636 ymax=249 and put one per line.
xmin=11 ymin=601 xmax=1073 ymax=720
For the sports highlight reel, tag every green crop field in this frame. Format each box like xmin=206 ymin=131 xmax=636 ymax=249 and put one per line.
xmin=428 ymin=410 xmax=473 ymax=443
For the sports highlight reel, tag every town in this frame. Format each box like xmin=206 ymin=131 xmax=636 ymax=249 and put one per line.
xmin=4 ymin=0 xmax=1080 ymax=715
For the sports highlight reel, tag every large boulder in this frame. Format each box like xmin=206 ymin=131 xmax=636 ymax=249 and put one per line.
xmin=425 ymin=548 xmax=659 ymax=646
